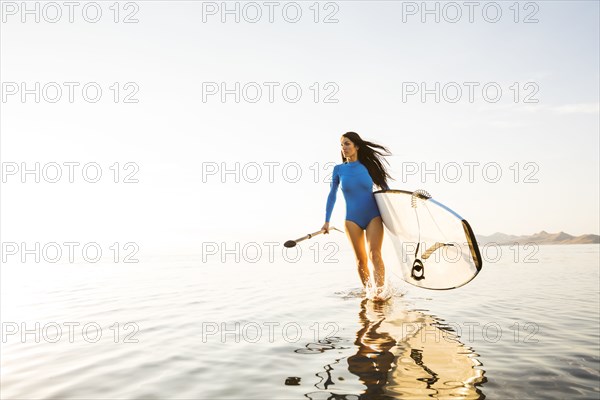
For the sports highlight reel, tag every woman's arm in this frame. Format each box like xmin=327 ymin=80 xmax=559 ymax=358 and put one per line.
xmin=325 ymin=165 xmax=340 ymax=223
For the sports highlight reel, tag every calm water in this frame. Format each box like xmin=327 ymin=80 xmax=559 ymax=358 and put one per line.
xmin=1 ymin=244 xmax=599 ymax=399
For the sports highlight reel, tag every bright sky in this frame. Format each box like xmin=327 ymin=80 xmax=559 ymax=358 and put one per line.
xmin=1 ymin=1 xmax=598 ymax=254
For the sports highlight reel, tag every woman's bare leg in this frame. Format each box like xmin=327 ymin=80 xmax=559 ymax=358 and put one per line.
xmin=366 ymin=216 xmax=385 ymax=287
xmin=344 ymin=220 xmax=370 ymax=287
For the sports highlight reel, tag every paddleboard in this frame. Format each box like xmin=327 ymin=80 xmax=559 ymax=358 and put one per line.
xmin=374 ymin=189 xmax=482 ymax=290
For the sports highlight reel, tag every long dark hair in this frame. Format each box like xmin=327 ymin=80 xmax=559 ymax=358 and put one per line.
xmin=341 ymin=132 xmax=393 ymax=190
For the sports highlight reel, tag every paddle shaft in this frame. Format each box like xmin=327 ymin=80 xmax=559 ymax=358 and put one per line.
xmin=285 ymin=227 xmax=344 ymax=248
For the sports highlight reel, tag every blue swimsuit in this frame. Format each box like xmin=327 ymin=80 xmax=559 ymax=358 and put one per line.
xmin=325 ymin=160 xmax=389 ymax=230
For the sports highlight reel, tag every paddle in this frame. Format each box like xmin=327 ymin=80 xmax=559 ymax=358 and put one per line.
xmin=284 ymin=227 xmax=345 ymax=248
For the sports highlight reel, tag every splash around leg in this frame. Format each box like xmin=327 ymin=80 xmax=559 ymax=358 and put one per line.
xmin=364 ymin=279 xmax=394 ymax=302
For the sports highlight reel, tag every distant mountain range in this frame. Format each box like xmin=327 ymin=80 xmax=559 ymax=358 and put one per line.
xmin=476 ymin=231 xmax=600 ymax=245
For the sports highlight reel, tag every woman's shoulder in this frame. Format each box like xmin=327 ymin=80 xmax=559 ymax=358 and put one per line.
xmin=334 ymin=161 xmax=366 ymax=171
xmin=335 ymin=161 xmax=357 ymax=167
xmin=333 ymin=162 xmax=350 ymax=173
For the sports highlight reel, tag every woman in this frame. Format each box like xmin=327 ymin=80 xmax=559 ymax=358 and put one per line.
xmin=322 ymin=132 xmax=393 ymax=299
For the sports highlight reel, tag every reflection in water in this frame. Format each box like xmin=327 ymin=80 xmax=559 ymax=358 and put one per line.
xmin=347 ymin=299 xmax=397 ymax=399
xmin=298 ymin=298 xmax=486 ymax=400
